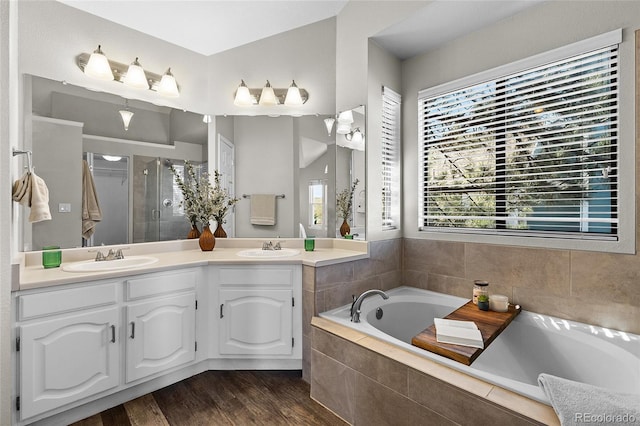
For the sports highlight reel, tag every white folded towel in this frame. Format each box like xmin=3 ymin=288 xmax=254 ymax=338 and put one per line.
xmin=12 ymin=171 xmax=51 ymax=223
xmin=250 ymin=194 xmax=276 ymax=226
xmin=538 ymin=373 xmax=640 ymax=425
xmin=82 ymin=160 xmax=102 ymax=239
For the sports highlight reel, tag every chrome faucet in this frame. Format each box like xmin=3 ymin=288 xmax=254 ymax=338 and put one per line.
xmin=262 ymin=241 xmax=275 ymax=250
xmin=90 ymin=247 xmax=129 ymax=261
xmin=350 ymin=289 xmax=389 ymax=323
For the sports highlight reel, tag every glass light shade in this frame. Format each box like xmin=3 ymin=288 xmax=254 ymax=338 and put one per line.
xmin=202 ymin=114 xmax=212 ymax=124
xmin=102 ymin=155 xmax=122 ymax=162
xmin=284 ymin=80 xmax=304 ymax=106
xmin=234 ymin=80 xmax=253 ymax=106
xmin=123 ymin=58 xmax=148 ymax=89
xmin=119 ymin=109 xmax=134 ymax=131
xmin=336 ymin=122 xmax=351 ymax=135
xmin=158 ymin=68 xmax=179 ymax=97
xmin=323 ymin=117 xmax=335 ymax=136
xmin=84 ymin=45 xmax=114 ymax=81
xmin=350 ymin=129 xmax=364 ymax=143
xmin=337 ymin=110 xmax=354 ymax=124
xmin=259 ymin=80 xmax=278 ymax=106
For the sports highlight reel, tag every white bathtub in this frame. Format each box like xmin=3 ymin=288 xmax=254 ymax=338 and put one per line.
xmin=319 ymin=286 xmax=640 ymax=404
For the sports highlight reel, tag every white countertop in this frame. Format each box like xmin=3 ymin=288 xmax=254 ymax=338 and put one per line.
xmin=15 ymin=238 xmax=369 ymax=291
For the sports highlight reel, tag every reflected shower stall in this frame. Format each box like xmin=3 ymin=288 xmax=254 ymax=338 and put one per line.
xmin=84 ymin=152 xmax=206 ymax=246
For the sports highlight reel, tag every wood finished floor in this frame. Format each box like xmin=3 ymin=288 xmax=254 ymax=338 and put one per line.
xmin=71 ymin=371 xmax=346 ymax=426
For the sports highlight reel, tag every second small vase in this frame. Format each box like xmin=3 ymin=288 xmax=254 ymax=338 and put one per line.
xmin=214 ymin=222 xmax=227 ymax=238
xmin=339 ymin=219 xmax=350 ymax=237
xmin=199 ymin=225 xmax=215 ymax=251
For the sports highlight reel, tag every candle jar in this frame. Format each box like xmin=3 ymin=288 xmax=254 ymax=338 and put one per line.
xmin=473 ymin=280 xmax=489 ymax=305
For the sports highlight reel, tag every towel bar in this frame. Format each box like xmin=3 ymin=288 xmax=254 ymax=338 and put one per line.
xmin=242 ymin=194 xmax=285 ymax=199
xmin=13 ymin=149 xmax=33 ymax=172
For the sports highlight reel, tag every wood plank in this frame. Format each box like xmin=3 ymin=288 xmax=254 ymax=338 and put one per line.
xmin=123 ymin=394 xmax=170 ymax=426
xmin=411 ymin=301 xmax=521 ymax=365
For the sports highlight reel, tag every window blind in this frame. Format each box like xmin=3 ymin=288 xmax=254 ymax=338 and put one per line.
xmin=419 ymin=44 xmax=619 ymax=239
xmin=382 ymin=86 xmax=401 ymax=229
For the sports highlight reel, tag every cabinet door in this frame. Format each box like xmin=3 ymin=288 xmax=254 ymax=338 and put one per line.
xmin=19 ymin=307 xmax=119 ymax=420
xmin=219 ymin=289 xmax=293 ymax=356
xmin=125 ymin=292 xmax=196 ymax=383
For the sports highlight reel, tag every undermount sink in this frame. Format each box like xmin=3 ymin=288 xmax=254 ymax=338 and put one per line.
xmin=236 ymin=248 xmax=300 ymax=258
xmin=62 ymin=256 xmax=159 ymax=272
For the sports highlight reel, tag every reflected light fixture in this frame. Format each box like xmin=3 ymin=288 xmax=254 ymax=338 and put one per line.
xmin=158 ymin=68 xmax=180 ymax=97
xmin=336 ymin=110 xmax=354 ymax=134
xmin=119 ymin=100 xmax=134 ymax=131
xmin=259 ymin=80 xmax=278 ymax=106
xmin=234 ymin=80 xmax=253 ymax=106
xmin=123 ymin=57 xmax=149 ymax=89
xmin=84 ymin=45 xmax=114 ymax=81
xmin=284 ymin=80 xmax=303 ymax=106
xmin=345 ymin=128 xmax=365 ymax=151
xmin=324 ymin=117 xmax=335 ymax=136
xmin=102 ymin=155 xmax=122 ymax=162
xmin=202 ymin=114 xmax=212 ymax=124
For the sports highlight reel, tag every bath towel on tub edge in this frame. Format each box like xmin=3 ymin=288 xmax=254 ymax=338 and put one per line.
xmin=538 ymin=373 xmax=640 ymax=426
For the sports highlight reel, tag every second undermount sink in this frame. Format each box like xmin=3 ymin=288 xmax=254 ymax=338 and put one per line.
xmin=62 ymin=256 xmax=159 ymax=272
xmin=236 ymin=248 xmax=300 ymax=258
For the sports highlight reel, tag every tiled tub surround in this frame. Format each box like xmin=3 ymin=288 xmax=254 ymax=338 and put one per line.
xmin=316 ymin=287 xmax=639 ymax=406
xmin=311 ymin=317 xmax=559 ymax=425
xmin=403 ymin=238 xmax=640 ymax=335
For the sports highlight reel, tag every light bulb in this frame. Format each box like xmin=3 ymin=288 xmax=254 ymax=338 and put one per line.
xmin=158 ymin=68 xmax=179 ymax=97
xmin=234 ymin=80 xmax=253 ymax=106
xmin=123 ymin=57 xmax=148 ymax=89
xmin=284 ymin=80 xmax=303 ymax=106
xmin=259 ymin=80 xmax=278 ymax=106
xmin=84 ymin=45 xmax=114 ymax=81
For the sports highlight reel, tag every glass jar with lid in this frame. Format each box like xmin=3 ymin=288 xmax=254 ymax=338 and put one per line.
xmin=472 ymin=280 xmax=489 ymax=305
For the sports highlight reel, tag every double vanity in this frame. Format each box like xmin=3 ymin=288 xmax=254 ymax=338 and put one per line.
xmin=11 ymin=238 xmax=367 ymax=425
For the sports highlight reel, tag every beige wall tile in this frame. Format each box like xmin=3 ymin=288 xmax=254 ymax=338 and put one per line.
xmin=371 ymin=238 xmax=403 ymax=275
xmin=323 ymin=276 xmax=382 ymax=312
xmin=302 ymin=335 xmax=311 ymax=383
xmin=404 ymin=239 xmax=465 ymax=277
xmin=426 ymin=273 xmax=475 ymax=300
xmin=311 ymin=350 xmax=355 ymax=424
xmin=303 ymin=289 xmax=315 ymax=338
xmin=403 ymin=269 xmax=429 ymax=290
xmin=303 ymin=265 xmax=315 ymax=292
xmin=571 ymin=251 xmax=640 ymax=307
xmin=316 ymin=262 xmax=354 ymax=289
xmin=354 ymin=373 xmax=411 ymax=426
xmin=406 ymin=401 xmax=459 ymax=426
xmin=379 ymin=269 xmax=403 ymax=291
xmin=466 ymin=243 xmax=571 ymax=296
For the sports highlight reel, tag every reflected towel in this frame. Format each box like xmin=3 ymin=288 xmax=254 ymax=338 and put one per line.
xmin=82 ymin=160 xmax=102 ymax=239
xmin=538 ymin=373 xmax=640 ymax=425
xmin=250 ymin=194 xmax=276 ymax=226
xmin=12 ymin=171 xmax=52 ymax=223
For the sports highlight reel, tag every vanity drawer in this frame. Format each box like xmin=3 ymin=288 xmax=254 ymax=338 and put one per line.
xmin=217 ymin=266 xmax=296 ymax=287
xmin=18 ymin=282 xmax=118 ymax=320
xmin=126 ymin=269 xmax=197 ymax=300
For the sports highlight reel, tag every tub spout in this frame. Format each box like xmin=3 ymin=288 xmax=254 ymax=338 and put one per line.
xmin=350 ymin=289 xmax=389 ymax=323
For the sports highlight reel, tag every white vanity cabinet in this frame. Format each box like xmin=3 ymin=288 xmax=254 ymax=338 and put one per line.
xmin=215 ymin=265 xmax=302 ymax=359
xmin=124 ymin=270 xmax=197 ymax=383
xmin=16 ymin=282 xmax=121 ymax=421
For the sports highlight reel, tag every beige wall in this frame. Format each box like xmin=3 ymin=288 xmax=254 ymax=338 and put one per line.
xmin=401 ymin=2 xmax=640 ymax=334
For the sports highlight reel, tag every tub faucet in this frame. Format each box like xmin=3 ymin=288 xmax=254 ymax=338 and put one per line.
xmin=350 ymin=289 xmax=389 ymax=323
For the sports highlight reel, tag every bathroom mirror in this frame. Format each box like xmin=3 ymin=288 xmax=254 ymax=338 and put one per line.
xmin=20 ymin=75 xmax=367 ymax=250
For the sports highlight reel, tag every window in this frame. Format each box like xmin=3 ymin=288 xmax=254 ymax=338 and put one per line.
xmin=309 ymin=180 xmax=327 ymax=230
xmin=419 ymin=31 xmax=622 ymax=244
xmin=382 ymin=86 xmax=401 ymax=230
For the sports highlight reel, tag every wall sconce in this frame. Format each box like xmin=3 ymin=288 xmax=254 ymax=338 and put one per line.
xmin=342 ymin=128 xmax=365 ymax=151
xmin=233 ymin=80 xmax=309 ymax=106
xmin=336 ymin=110 xmax=354 ymax=134
xmin=77 ymin=45 xmax=180 ymax=97
xmin=119 ymin=99 xmax=134 ymax=131
xmin=202 ymin=114 xmax=212 ymax=124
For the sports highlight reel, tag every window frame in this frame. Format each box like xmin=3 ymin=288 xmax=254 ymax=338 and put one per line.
xmin=416 ymin=29 xmax=634 ymax=254
xmin=382 ymin=86 xmax=402 ymax=230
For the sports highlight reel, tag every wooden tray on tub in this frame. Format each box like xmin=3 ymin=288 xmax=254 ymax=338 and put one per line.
xmin=411 ymin=301 xmax=521 ymax=366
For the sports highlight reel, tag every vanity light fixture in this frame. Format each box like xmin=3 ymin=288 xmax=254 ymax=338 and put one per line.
xmin=84 ymin=45 xmax=114 ymax=81
xmin=119 ymin=100 xmax=134 ymax=131
xmin=123 ymin=57 xmax=149 ymax=89
xmin=102 ymin=155 xmax=123 ymax=162
xmin=77 ymin=46 xmax=179 ymax=97
xmin=336 ymin=110 xmax=354 ymax=134
xmin=202 ymin=114 xmax=212 ymax=124
xmin=344 ymin=128 xmax=365 ymax=151
xmin=259 ymin=80 xmax=278 ymax=106
xmin=233 ymin=80 xmax=309 ymax=106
